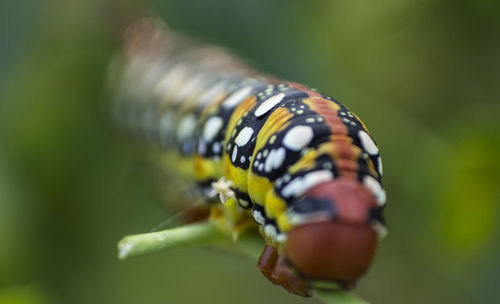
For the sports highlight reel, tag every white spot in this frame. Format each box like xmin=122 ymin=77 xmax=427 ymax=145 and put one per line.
xmin=264 ymin=225 xmax=278 ymax=239
xmin=258 ymin=163 xmax=264 ymax=171
xmin=231 ymin=146 xmax=238 ymax=163
xmin=264 ymin=150 xmax=274 ymax=173
xmin=203 ymin=116 xmax=223 ymax=142
xmin=269 ymin=135 xmax=277 ymax=144
xmin=197 ymin=141 xmax=206 ymax=155
xmin=222 ymin=86 xmax=253 ymax=108
xmin=239 ymin=199 xmax=250 ymax=208
xmin=254 ymin=160 xmax=259 ymax=167
xmin=254 ymin=93 xmax=285 ymax=117
xmin=177 ymin=114 xmax=196 ymax=140
xmin=363 ymin=175 xmax=386 ymax=205
xmin=358 ymin=130 xmax=379 ymax=155
xmin=276 ymin=233 xmax=288 ymax=243
xmin=265 ymin=147 xmax=286 ymax=172
xmin=287 ymin=210 xmax=333 ymax=226
xmin=283 ymin=125 xmax=314 ymax=151
xmin=378 ymin=156 xmax=383 ymax=176
xmin=213 ymin=142 xmax=221 ymax=154
xmin=281 ymin=170 xmax=333 ymax=198
xmin=240 ymin=155 xmax=246 ymax=163
xmin=253 ymin=210 xmax=265 ymax=225
xmin=305 ymin=117 xmax=315 ymax=123
xmin=372 ymin=222 xmax=388 ymax=239
xmin=287 ymin=212 xmax=305 ymax=225
xmin=235 ymin=127 xmax=254 ymax=146
xmin=273 ymin=147 xmax=286 ymax=168
xmin=198 ymin=81 xmax=226 ymax=105
xmin=276 ymin=179 xmax=282 ymax=188
xmin=323 ymin=162 xmax=333 ymax=170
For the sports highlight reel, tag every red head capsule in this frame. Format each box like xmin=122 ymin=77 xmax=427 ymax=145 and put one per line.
xmin=285 ymin=177 xmax=380 ymax=288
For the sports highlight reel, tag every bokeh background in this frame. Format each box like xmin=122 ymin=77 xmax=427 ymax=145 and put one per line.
xmin=1 ymin=0 xmax=499 ymax=303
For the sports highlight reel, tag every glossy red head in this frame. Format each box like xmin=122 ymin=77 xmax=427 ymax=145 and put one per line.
xmin=284 ymin=177 xmax=383 ymax=288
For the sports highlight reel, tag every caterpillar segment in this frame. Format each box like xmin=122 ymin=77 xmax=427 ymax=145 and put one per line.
xmin=110 ymin=18 xmax=387 ymax=297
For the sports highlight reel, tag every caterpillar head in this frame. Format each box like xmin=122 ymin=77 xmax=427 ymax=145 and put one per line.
xmin=284 ymin=177 xmax=384 ymax=289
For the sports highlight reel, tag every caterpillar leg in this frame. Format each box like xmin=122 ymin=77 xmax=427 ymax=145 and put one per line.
xmin=257 ymin=245 xmax=311 ymax=297
xmin=257 ymin=245 xmax=279 ymax=278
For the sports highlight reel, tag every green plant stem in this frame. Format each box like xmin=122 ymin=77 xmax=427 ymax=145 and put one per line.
xmin=314 ymin=289 xmax=369 ymax=304
xmin=117 ymin=221 xmax=218 ymax=260
xmin=117 ymin=221 xmax=369 ymax=304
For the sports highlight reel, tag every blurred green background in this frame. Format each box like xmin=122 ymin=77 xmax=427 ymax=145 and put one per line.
xmin=1 ymin=0 xmax=499 ymax=303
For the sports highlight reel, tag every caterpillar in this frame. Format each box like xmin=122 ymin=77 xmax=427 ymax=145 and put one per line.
xmin=110 ymin=18 xmax=387 ymax=297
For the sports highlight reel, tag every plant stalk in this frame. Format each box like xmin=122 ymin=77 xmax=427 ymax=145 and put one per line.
xmin=117 ymin=221 xmax=369 ymax=304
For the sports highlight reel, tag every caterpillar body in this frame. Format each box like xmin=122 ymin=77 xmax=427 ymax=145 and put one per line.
xmin=111 ymin=19 xmax=387 ymax=297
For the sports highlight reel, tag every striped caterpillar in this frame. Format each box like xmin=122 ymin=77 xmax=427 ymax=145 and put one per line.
xmin=110 ymin=18 xmax=387 ymax=297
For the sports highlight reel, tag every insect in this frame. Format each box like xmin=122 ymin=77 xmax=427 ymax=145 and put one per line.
xmin=110 ymin=18 xmax=387 ymax=297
